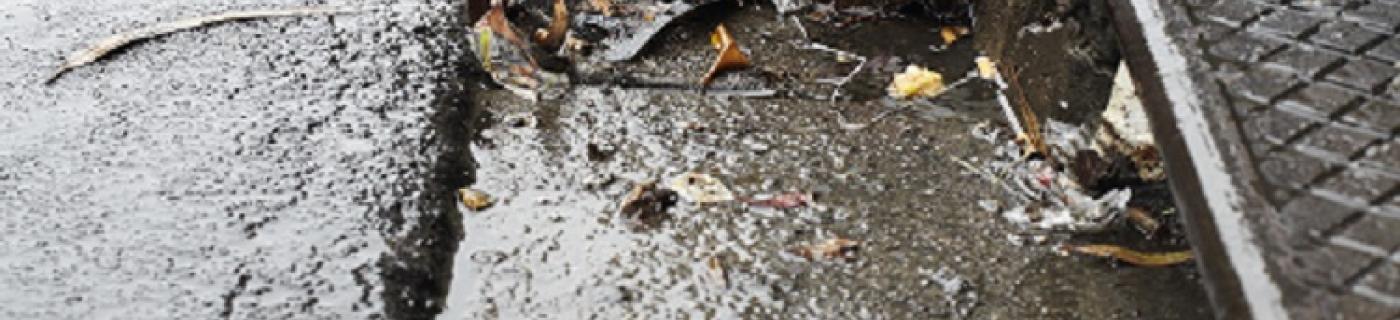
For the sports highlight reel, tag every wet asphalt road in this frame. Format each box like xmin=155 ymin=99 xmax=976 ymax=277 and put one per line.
xmin=1 ymin=1 xmax=472 ymax=318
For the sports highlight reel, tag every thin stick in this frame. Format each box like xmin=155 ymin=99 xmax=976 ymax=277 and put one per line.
xmin=832 ymin=107 xmax=897 ymax=131
xmin=789 ymin=16 xmax=809 ymax=40
xmin=801 ymin=42 xmax=866 ymax=101
xmin=46 ymin=7 xmax=352 ymax=84
xmin=950 ymin=156 xmax=1031 ymax=202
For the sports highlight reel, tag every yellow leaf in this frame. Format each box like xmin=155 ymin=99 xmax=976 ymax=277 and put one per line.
xmin=701 ymin=24 xmax=751 ymax=87
xmin=1063 ymin=244 xmax=1194 ymax=267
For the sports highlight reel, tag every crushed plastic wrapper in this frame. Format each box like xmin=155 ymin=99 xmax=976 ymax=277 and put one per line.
xmin=1001 ymin=188 xmax=1131 ymax=232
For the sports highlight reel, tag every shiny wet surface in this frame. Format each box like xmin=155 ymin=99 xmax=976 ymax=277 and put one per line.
xmin=441 ymin=7 xmax=1211 ymax=320
xmin=2 ymin=1 xmax=1210 ymax=319
xmin=1 ymin=1 xmax=470 ymax=318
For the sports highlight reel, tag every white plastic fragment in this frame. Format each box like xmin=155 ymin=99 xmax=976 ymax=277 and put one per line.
xmin=669 ymin=173 xmax=734 ymax=203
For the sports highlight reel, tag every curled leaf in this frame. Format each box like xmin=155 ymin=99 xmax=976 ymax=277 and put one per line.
xmin=1062 ymin=244 xmax=1193 ymax=267
xmin=701 ymin=24 xmax=751 ymax=87
xmin=618 ymin=180 xmax=676 ymax=220
xmin=590 ymin=0 xmax=614 ymax=16
xmin=790 ymin=237 xmax=860 ymax=261
xmin=458 ymin=188 xmax=494 ymax=211
xmin=479 ymin=2 xmax=537 ymax=69
xmin=45 ymin=7 xmax=349 ymax=84
xmin=669 ymin=173 xmax=734 ymax=203
xmin=1125 ymin=207 xmax=1161 ymax=236
xmin=533 ymin=0 xmax=570 ymax=49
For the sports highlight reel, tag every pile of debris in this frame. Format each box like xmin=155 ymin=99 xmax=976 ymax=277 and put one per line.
xmin=963 ymin=63 xmax=1192 ymax=267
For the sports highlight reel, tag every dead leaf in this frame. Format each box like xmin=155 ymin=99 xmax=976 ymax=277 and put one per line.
xmin=669 ymin=173 xmax=735 ymax=203
xmin=479 ymin=2 xmax=538 ymax=70
xmin=45 ymin=7 xmax=350 ymax=84
xmin=590 ymin=0 xmax=614 ymax=16
xmin=743 ymin=192 xmax=810 ymax=209
xmin=791 ymin=237 xmax=860 ymax=260
xmin=1125 ymin=207 xmax=1161 ymax=236
xmin=618 ymin=180 xmax=676 ymax=220
xmin=701 ymin=24 xmax=751 ymax=87
xmin=887 ymin=65 xmax=945 ymax=99
xmin=1005 ymin=68 xmax=1048 ymax=157
xmin=458 ymin=188 xmax=494 ymax=211
xmin=533 ymin=0 xmax=570 ymax=49
xmin=1061 ymin=244 xmax=1193 ymax=267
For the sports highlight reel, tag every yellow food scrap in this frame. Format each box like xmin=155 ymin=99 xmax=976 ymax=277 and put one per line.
xmin=1063 ymin=244 xmax=1194 ymax=267
xmin=974 ymin=56 xmax=996 ymax=80
xmin=887 ymin=65 xmax=945 ymax=99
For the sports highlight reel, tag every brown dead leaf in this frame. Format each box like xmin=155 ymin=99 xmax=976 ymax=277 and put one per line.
xmin=701 ymin=24 xmax=750 ymax=88
xmin=791 ymin=237 xmax=860 ymax=260
xmin=1125 ymin=207 xmax=1161 ymax=236
xmin=1005 ymin=68 xmax=1047 ymax=157
xmin=45 ymin=7 xmax=349 ymax=84
xmin=1062 ymin=244 xmax=1193 ymax=267
xmin=533 ymin=0 xmax=570 ymax=49
xmin=590 ymin=0 xmax=614 ymax=16
xmin=618 ymin=180 xmax=676 ymax=220
xmin=480 ymin=2 xmax=538 ymax=69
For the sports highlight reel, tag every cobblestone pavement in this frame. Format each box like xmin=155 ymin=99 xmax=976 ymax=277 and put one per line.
xmin=1114 ymin=0 xmax=1399 ymax=318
